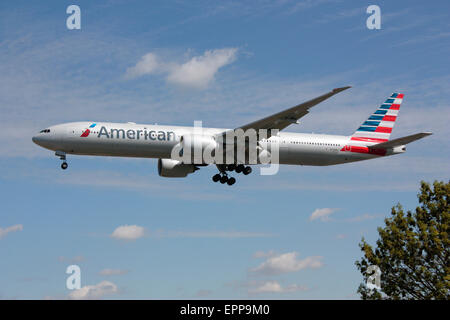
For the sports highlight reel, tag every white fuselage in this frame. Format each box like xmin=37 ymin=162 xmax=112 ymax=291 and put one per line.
xmin=32 ymin=121 xmax=400 ymax=166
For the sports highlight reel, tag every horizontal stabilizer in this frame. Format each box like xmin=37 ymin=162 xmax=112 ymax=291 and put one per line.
xmin=369 ymin=132 xmax=432 ymax=149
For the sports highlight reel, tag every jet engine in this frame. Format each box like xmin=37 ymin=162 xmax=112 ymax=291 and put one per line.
xmin=157 ymin=159 xmax=198 ymax=178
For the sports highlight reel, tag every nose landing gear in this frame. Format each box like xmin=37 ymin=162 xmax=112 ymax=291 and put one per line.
xmin=55 ymin=151 xmax=68 ymax=170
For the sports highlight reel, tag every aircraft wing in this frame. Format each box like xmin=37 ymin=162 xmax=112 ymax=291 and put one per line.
xmin=219 ymin=86 xmax=351 ymax=139
xmin=369 ymin=132 xmax=432 ymax=149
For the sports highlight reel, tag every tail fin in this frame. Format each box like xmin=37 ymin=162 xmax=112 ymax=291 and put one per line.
xmin=351 ymin=93 xmax=404 ymax=143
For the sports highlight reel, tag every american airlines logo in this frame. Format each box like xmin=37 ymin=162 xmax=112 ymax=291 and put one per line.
xmin=80 ymin=123 xmax=96 ymax=137
xmin=94 ymin=125 xmax=176 ymax=141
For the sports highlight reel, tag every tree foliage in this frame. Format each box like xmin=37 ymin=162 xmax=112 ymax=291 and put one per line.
xmin=356 ymin=180 xmax=449 ymax=299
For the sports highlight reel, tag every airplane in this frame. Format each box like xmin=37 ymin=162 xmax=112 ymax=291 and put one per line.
xmin=32 ymin=86 xmax=432 ymax=186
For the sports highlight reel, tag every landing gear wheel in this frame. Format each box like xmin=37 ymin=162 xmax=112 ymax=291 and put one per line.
xmin=212 ymin=174 xmax=221 ymax=182
xmin=227 ymin=164 xmax=236 ymax=171
xmin=227 ymin=177 xmax=236 ymax=186
xmin=235 ymin=164 xmax=244 ymax=173
xmin=61 ymin=162 xmax=68 ymax=170
xmin=243 ymin=166 xmax=252 ymax=175
xmin=220 ymin=175 xmax=228 ymax=184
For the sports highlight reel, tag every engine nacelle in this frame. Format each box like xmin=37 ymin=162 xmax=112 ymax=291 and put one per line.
xmin=158 ymin=159 xmax=197 ymax=178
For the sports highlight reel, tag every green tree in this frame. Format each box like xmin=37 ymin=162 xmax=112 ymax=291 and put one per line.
xmin=356 ymin=180 xmax=449 ymax=299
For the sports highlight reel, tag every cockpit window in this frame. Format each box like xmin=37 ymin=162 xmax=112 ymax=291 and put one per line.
xmin=40 ymin=129 xmax=51 ymax=133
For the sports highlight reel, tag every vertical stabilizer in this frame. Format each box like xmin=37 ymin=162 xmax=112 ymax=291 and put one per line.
xmin=351 ymin=93 xmax=404 ymax=143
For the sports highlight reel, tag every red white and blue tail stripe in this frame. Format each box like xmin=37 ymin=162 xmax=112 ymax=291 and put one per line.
xmin=350 ymin=93 xmax=403 ymax=143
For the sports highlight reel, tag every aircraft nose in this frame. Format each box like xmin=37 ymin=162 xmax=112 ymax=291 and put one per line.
xmin=32 ymin=135 xmax=41 ymax=145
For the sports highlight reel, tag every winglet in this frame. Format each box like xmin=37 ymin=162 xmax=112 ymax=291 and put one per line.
xmin=332 ymin=86 xmax=352 ymax=93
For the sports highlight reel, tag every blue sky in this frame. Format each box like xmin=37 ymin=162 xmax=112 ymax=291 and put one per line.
xmin=0 ymin=0 xmax=449 ymax=299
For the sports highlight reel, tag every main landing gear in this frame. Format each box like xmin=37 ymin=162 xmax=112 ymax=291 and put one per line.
xmin=55 ymin=151 xmax=68 ymax=170
xmin=212 ymin=164 xmax=252 ymax=186
xmin=234 ymin=164 xmax=252 ymax=175
xmin=212 ymin=173 xmax=236 ymax=186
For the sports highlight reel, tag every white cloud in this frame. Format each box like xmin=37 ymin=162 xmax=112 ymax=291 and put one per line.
xmin=98 ymin=268 xmax=129 ymax=276
xmin=68 ymin=281 xmax=119 ymax=300
xmin=125 ymin=53 xmax=160 ymax=78
xmin=248 ymin=281 xmax=308 ymax=295
xmin=125 ymin=48 xmax=238 ymax=89
xmin=166 ymin=48 xmax=238 ymax=88
xmin=250 ymin=252 xmax=323 ymax=275
xmin=0 ymin=224 xmax=23 ymax=239
xmin=309 ymin=208 xmax=337 ymax=222
xmin=110 ymin=225 xmax=145 ymax=241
